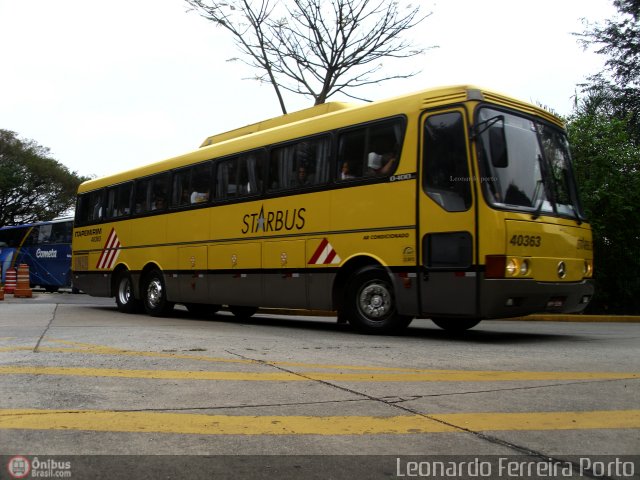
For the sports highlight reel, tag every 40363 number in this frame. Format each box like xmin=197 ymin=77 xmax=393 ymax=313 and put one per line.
xmin=510 ymin=234 xmax=542 ymax=247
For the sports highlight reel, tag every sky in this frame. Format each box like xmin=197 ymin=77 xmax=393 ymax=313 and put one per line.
xmin=0 ymin=0 xmax=616 ymax=179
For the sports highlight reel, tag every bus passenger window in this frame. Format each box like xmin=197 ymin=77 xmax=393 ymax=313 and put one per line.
xmin=423 ymin=112 xmax=472 ymax=212
xmin=37 ymin=224 xmax=53 ymax=244
xmin=215 ymin=158 xmax=238 ymax=199
xmin=269 ymin=136 xmax=330 ymax=191
xmin=150 ymin=174 xmax=169 ymax=211
xmin=337 ymin=119 xmax=404 ymax=181
xmin=106 ymin=183 xmax=133 ymax=218
xmin=51 ymin=221 xmax=72 ymax=243
xmin=172 ymin=169 xmax=191 ymax=207
xmin=135 ymin=179 xmax=151 ymax=213
xmin=76 ymin=190 xmax=104 ymax=224
xmin=190 ymin=163 xmax=211 ymax=204
xmin=238 ymin=151 xmax=264 ymax=195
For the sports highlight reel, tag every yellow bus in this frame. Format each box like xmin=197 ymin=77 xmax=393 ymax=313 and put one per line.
xmin=71 ymin=85 xmax=594 ymax=333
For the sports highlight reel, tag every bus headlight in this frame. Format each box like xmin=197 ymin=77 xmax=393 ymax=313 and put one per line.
xmin=583 ymin=259 xmax=593 ymax=277
xmin=519 ymin=259 xmax=530 ymax=276
xmin=506 ymin=258 xmax=518 ymax=276
xmin=485 ymin=256 xmax=531 ymax=278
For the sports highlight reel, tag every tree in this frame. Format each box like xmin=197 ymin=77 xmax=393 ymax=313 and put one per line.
xmin=185 ymin=0 xmax=431 ymax=113
xmin=567 ymin=100 xmax=640 ymax=314
xmin=570 ymin=0 xmax=640 ymax=314
xmin=576 ymin=0 xmax=640 ymax=143
xmin=0 ymin=130 xmax=88 ymax=227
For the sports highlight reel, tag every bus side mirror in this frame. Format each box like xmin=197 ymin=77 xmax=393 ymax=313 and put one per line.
xmin=489 ymin=125 xmax=509 ymax=168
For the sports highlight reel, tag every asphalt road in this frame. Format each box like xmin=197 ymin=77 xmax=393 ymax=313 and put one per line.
xmin=0 ymin=293 xmax=638 ymax=479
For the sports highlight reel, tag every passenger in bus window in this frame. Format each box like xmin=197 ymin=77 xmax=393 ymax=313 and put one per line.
xmin=151 ymin=195 xmax=166 ymax=210
xmin=92 ymin=201 xmax=102 ymax=220
xmin=292 ymin=166 xmax=312 ymax=186
xmin=340 ymin=162 xmax=356 ymax=180
xmin=190 ymin=180 xmax=210 ymax=203
xmin=366 ymin=151 xmax=396 ymax=176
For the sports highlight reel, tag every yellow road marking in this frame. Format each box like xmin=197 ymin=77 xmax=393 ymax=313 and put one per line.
xmin=0 ymin=409 xmax=636 ymax=435
xmin=0 ymin=365 xmax=637 ymax=382
xmin=0 ymin=339 xmax=635 ymax=380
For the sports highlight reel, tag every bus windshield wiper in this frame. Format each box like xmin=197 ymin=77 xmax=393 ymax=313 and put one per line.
xmin=470 ymin=115 xmax=504 ymax=139
xmin=531 ymin=182 xmax=545 ymax=220
xmin=531 ymin=155 xmax=549 ymax=220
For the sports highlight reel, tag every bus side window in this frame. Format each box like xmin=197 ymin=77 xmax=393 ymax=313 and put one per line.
xmin=337 ymin=118 xmax=404 ymax=181
xmin=269 ymin=136 xmax=330 ymax=191
xmin=423 ymin=111 xmax=472 ymax=212
xmin=238 ymin=151 xmax=264 ymax=196
xmin=337 ymin=130 xmax=366 ymax=180
xmin=76 ymin=190 xmax=104 ymax=224
xmin=135 ymin=179 xmax=151 ymax=213
xmin=37 ymin=224 xmax=53 ymax=243
xmin=24 ymin=226 xmax=40 ymax=246
xmin=106 ymin=183 xmax=133 ymax=218
xmin=172 ymin=169 xmax=191 ymax=207
xmin=51 ymin=221 xmax=72 ymax=243
xmin=150 ymin=174 xmax=169 ymax=211
xmin=215 ymin=158 xmax=238 ymax=199
xmin=190 ymin=163 xmax=211 ymax=204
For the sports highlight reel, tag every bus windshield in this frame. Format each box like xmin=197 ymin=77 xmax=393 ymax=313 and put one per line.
xmin=476 ymin=107 xmax=584 ymax=221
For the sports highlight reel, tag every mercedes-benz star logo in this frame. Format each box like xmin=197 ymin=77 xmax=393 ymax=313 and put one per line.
xmin=557 ymin=261 xmax=567 ymax=279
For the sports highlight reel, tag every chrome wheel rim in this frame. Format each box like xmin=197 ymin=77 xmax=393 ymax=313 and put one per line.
xmin=357 ymin=281 xmax=391 ymax=320
xmin=146 ymin=277 xmax=163 ymax=309
xmin=117 ymin=277 xmax=131 ymax=305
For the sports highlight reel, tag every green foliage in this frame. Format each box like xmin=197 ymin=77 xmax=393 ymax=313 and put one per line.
xmin=567 ymin=107 xmax=640 ymax=314
xmin=577 ymin=0 xmax=640 ymax=144
xmin=0 ymin=129 xmax=88 ymax=227
xmin=571 ymin=0 xmax=640 ymax=313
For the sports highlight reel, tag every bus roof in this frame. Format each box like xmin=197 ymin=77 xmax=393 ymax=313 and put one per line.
xmin=77 ymin=85 xmax=564 ymax=193
xmin=0 ymin=217 xmax=74 ymax=230
xmin=199 ymin=102 xmax=355 ymax=147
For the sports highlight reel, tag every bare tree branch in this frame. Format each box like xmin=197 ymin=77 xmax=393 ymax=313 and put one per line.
xmin=185 ymin=0 xmax=434 ymax=110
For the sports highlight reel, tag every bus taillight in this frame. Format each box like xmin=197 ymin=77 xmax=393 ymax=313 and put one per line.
xmin=485 ymin=255 xmax=506 ymax=279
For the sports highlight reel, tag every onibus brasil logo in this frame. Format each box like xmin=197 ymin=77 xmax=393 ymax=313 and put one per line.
xmin=7 ymin=456 xmax=72 ymax=478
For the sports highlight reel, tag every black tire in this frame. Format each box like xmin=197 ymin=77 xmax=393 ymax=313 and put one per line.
xmin=142 ymin=269 xmax=174 ymax=317
xmin=343 ymin=267 xmax=413 ymax=334
xmin=115 ymin=271 xmax=142 ymax=314
xmin=185 ymin=303 xmax=221 ymax=317
xmin=431 ymin=318 xmax=482 ymax=332
xmin=229 ymin=305 xmax=258 ymax=318
xmin=44 ymin=286 xmax=59 ymax=293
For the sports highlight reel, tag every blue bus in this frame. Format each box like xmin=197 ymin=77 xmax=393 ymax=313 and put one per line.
xmin=0 ymin=217 xmax=74 ymax=292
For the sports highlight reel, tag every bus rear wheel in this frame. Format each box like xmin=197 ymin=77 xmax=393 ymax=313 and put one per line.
xmin=344 ymin=267 xmax=413 ymax=334
xmin=115 ymin=271 xmax=142 ymax=314
xmin=431 ymin=318 xmax=481 ymax=332
xmin=142 ymin=269 xmax=174 ymax=317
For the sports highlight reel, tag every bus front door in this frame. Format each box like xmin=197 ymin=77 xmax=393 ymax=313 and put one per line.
xmin=418 ymin=108 xmax=477 ymax=318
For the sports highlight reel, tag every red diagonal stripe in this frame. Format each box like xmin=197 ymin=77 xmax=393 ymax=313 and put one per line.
xmin=308 ymin=238 xmax=329 ymax=265
xmin=324 ymin=248 xmax=337 ymax=264
xmin=103 ymin=239 xmax=120 ymax=269
xmin=96 ymin=228 xmax=117 ymax=269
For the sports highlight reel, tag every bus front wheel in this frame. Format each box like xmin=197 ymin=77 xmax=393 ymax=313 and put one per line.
xmin=344 ymin=267 xmax=413 ymax=334
xmin=431 ymin=318 xmax=481 ymax=332
xmin=142 ymin=269 xmax=174 ymax=317
xmin=115 ymin=271 xmax=142 ymax=314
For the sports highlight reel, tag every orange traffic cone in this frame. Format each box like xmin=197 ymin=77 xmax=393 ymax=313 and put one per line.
xmin=0 ymin=286 xmax=4 ymax=301
xmin=4 ymin=268 xmax=17 ymax=294
xmin=13 ymin=263 xmax=32 ymax=298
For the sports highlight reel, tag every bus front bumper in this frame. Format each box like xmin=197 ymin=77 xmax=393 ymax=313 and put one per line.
xmin=479 ymin=278 xmax=594 ymax=319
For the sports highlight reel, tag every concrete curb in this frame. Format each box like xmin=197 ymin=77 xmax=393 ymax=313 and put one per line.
xmin=512 ymin=314 xmax=640 ymax=323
